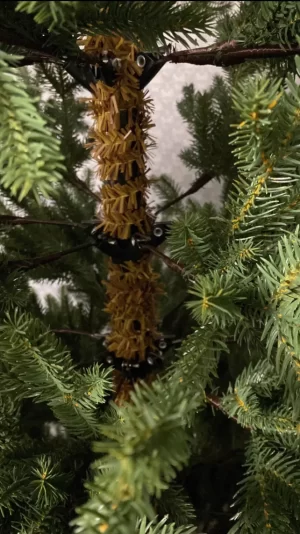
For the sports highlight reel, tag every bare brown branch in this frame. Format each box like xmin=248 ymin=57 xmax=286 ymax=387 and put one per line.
xmin=0 ymin=215 xmax=86 ymax=228
xmin=144 ymin=244 xmax=186 ymax=276
xmin=206 ymin=393 xmax=250 ymax=429
xmin=155 ymin=172 xmax=214 ymax=215
xmin=166 ymin=41 xmax=300 ymax=67
xmin=52 ymin=328 xmax=104 ymax=340
xmin=2 ymin=243 xmax=93 ymax=273
xmin=65 ymin=172 xmax=100 ymax=201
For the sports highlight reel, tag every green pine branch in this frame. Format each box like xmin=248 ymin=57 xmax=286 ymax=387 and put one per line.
xmin=73 ymin=327 xmax=223 ymax=534
xmin=137 ymin=516 xmax=196 ymax=534
xmin=0 ymin=309 xmax=112 ymax=438
xmin=152 ymin=175 xmax=184 ymax=218
xmin=16 ymin=1 xmax=80 ymax=32
xmin=0 ymin=51 xmax=65 ymax=201
xmin=166 ymin=205 xmax=222 ymax=275
xmin=228 ymin=435 xmax=300 ymax=534
xmin=177 ymin=76 xmax=238 ymax=198
xmin=17 ymin=1 xmax=219 ymax=50
xmin=154 ymin=485 xmax=196 ymax=526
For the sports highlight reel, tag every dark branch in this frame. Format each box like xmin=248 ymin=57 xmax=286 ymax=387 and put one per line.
xmin=52 ymin=328 xmax=104 ymax=340
xmin=144 ymin=244 xmax=186 ymax=276
xmin=206 ymin=393 xmax=250 ymax=429
xmin=11 ymin=55 xmax=58 ymax=67
xmin=161 ymin=297 xmax=188 ymax=328
xmin=0 ymin=29 xmax=56 ymax=56
xmin=52 ymin=328 xmax=178 ymax=341
xmin=167 ymin=41 xmax=300 ymax=67
xmin=0 ymin=29 xmax=95 ymax=92
xmin=155 ymin=172 xmax=214 ymax=215
xmin=206 ymin=393 xmax=235 ymax=418
xmin=72 ymin=179 xmax=100 ymax=202
xmin=63 ymin=61 xmax=95 ymax=93
xmin=3 ymin=27 xmax=300 ymax=89
xmin=0 ymin=215 xmax=87 ymax=228
xmin=2 ymin=243 xmax=93 ymax=273
xmin=62 ymin=169 xmax=100 ymax=201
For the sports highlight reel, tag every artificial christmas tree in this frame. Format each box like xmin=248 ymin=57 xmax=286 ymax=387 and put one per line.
xmin=3 ymin=1 xmax=300 ymax=533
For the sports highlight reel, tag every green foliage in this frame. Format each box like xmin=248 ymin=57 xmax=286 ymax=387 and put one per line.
xmin=219 ymin=1 xmax=300 ymax=47
xmin=0 ymin=309 xmax=112 ymax=438
xmin=3 ymin=2 xmax=300 ymax=533
xmin=221 ymin=358 xmax=298 ymax=434
xmin=152 ymin=175 xmax=184 ymax=218
xmin=0 ymin=272 xmax=29 ymax=312
xmin=166 ymin=204 xmax=225 ymax=276
xmin=159 ymin=48 xmax=300 ymax=532
xmin=0 ymin=469 xmax=32 ymax=521
xmin=0 ymin=30 xmax=112 ymax=534
xmin=73 ymin=327 xmax=222 ymax=534
xmin=228 ymin=435 xmax=300 ymax=534
xmin=16 ymin=1 xmax=80 ymax=32
xmin=75 ymin=363 xmax=112 ymax=403
xmin=254 ymin=228 xmax=300 ymax=414
xmin=166 ymin=209 xmax=212 ymax=274
xmin=228 ymin=73 xmax=300 ymax=242
xmin=16 ymin=0 xmax=219 ymax=50
xmin=0 ymin=392 xmax=75 ymax=532
xmin=0 ymin=51 xmax=64 ymax=201
xmin=154 ymin=485 xmax=196 ymax=526
xmin=137 ymin=516 xmax=196 ymax=534
xmin=0 ymin=308 xmax=74 ymax=401
xmin=177 ymin=76 xmax=239 ymax=200
xmin=34 ymin=64 xmax=88 ymax=174
xmin=0 ymin=64 xmax=107 ymax=338
xmin=187 ymin=270 xmax=245 ymax=328
xmin=41 ymin=289 xmax=108 ymax=367
xmin=216 ymin=2 xmax=300 ymax=84
xmin=29 ymin=456 xmax=68 ymax=507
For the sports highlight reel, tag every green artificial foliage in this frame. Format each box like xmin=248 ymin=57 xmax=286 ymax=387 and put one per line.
xmin=2 ymin=0 xmax=220 ymax=54
xmin=3 ymin=2 xmax=300 ymax=534
xmin=0 ymin=51 xmax=65 ymax=201
xmin=177 ymin=76 xmax=239 ymax=201
xmin=136 ymin=516 xmax=196 ymax=534
xmin=154 ymin=485 xmax=196 ymax=526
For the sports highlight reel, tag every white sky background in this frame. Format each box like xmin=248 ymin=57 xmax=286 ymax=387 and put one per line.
xmin=148 ymin=60 xmax=222 ymax=205
xmin=33 ymin=34 xmax=222 ymax=304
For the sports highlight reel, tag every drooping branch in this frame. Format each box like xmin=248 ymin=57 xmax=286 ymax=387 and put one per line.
xmin=206 ymin=393 xmax=250 ymax=429
xmin=0 ymin=28 xmax=96 ymax=92
xmin=0 ymin=215 xmax=87 ymax=228
xmin=10 ymin=55 xmax=58 ymax=67
xmin=206 ymin=393 xmax=235 ymax=418
xmin=161 ymin=297 xmax=188 ymax=332
xmin=65 ymin=172 xmax=101 ymax=201
xmin=2 ymin=243 xmax=93 ymax=273
xmin=144 ymin=244 xmax=186 ymax=276
xmin=155 ymin=172 xmax=214 ymax=215
xmin=166 ymin=41 xmax=300 ymax=67
xmin=0 ymin=28 xmax=57 ymax=56
xmin=53 ymin=328 xmax=179 ymax=344
xmin=52 ymin=328 xmax=104 ymax=340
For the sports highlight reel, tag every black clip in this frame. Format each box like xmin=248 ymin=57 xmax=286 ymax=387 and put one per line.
xmin=91 ymin=222 xmax=171 ymax=263
xmin=136 ymin=52 xmax=166 ymax=90
xmin=86 ymin=50 xmax=165 ymax=89
xmin=66 ymin=43 xmax=172 ymax=94
xmin=105 ymin=350 xmax=164 ymax=380
xmin=89 ymin=59 xmax=116 ymax=87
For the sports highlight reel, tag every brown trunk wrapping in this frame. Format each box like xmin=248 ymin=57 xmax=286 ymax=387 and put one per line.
xmin=83 ymin=35 xmax=164 ymax=402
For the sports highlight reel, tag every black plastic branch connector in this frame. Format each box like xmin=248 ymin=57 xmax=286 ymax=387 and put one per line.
xmin=91 ymin=222 xmax=171 ymax=263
